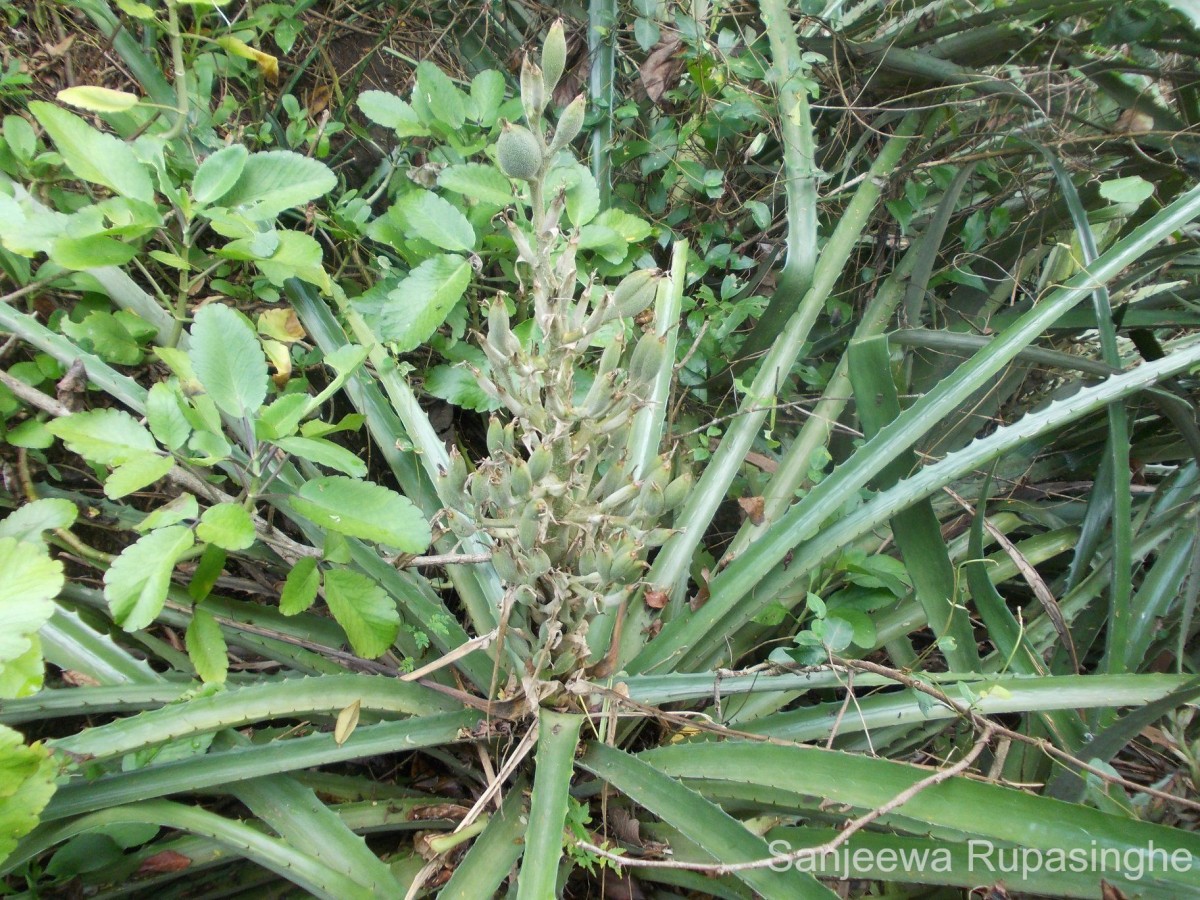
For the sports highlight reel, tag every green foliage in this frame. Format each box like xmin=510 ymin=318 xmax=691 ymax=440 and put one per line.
xmin=2 ymin=1 xmax=1200 ymax=897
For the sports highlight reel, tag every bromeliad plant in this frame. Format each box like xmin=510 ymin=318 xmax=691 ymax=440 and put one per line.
xmin=3 ymin=2 xmax=1200 ymax=898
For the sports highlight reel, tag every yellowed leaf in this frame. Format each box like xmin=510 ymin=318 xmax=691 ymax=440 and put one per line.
xmin=334 ymin=699 xmax=361 ymax=746
xmin=257 ymin=308 xmax=306 ymax=343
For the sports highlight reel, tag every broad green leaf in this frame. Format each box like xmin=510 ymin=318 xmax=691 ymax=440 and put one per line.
xmin=193 ymin=144 xmax=249 ymax=205
xmin=60 ymin=310 xmax=144 ymax=365
xmin=104 ymin=453 xmax=174 ymax=500
xmin=468 ymin=69 xmax=506 ymax=126
xmin=135 ymin=493 xmax=198 ymax=533
xmin=280 ymin=557 xmax=320 ymax=615
xmin=224 ymin=230 xmax=328 ymax=289
xmin=187 ymin=543 xmax=226 ymax=603
xmin=379 ymin=254 xmax=472 ymax=352
xmin=0 ymin=725 xmax=57 ymax=861
xmin=3 ymin=115 xmax=37 ymax=163
xmin=146 ymin=381 xmax=192 ymax=450
xmin=1100 ymin=175 xmax=1154 ymax=205
xmin=212 ymin=150 xmax=336 ymax=221
xmin=412 ymin=61 xmax=466 ymax=130
xmin=300 ymin=414 xmax=365 ymax=438
xmin=46 ymin=833 xmax=124 ymax=878
xmin=424 ymin=364 xmax=501 ymax=412
xmin=186 ymin=607 xmax=228 ymax=684
xmin=28 ymin=102 xmax=154 ymax=202
xmin=393 ymin=190 xmax=475 ymax=253
xmin=57 ymin=85 xmax=139 ymax=113
xmin=103 ymin=526 xmax=195 ymax=631
xmin=0 ymin=498 xmax=77 ymax=542
xmin=0 ymin=538 xmax=63 ymax=663
xmin=273 ymin=436 xmax=368 ymax=477
xmin=47 ymin=408 xmax=158 ymax=465
xmin=0 ymin=641 xmax=44 ymax=699
xmin=256 ymin=393 xmax=310 ymax=439
xmin=545 ymin=163 xmax=599 ymax=226
xmin=189 ymin=303 xmax=268 ymax=418
xmin=290 ymin=476 xmax=430 ymax=552
xmin=5 ymin=419 xmax=54 ymax=449
xmin=438 ymin=163 xmax=514 ymax=207
xmin=196 ymin=502 xmax=257 ymax=551
xmin=356 ymin=91 xmax=429 ymax=137
xmin=50 ymin=234 xmax=138 ymax=269
xmin=322 ymin=568 xmax=399 ymax=658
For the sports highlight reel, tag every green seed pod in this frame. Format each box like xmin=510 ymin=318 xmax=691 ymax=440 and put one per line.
xmin=444 ymin=507 xmax=477 ymax=537
xmin=594 ymin=543 xmax=614 ymax=582
xmin=541 ymin=19 xmax=567 ymax=95
xmin=595 ymin=406 xmax=633 ymax=437
xmin=520 ymin=57 xmax=546 ymax=122
xmin=528 ymin=548 xmax=553 ymax=578
xmin=611 ymin=268 xmax=662 ymax=320
xmin=628 ymin=331 xmax=666 ymax=388
xmin=590 ymin=458 xmax=627 ymax=503
xmin=550 ymin=94 xmax=586 ymax=153
xmin=469 ymin=472 xmax=490 ymax=507
xmin=579 ymin=370 xmax=619 ymax=419
xmin=497 ymin=121 xmax=543 ymax=181
xmin=439 ymin=448 xmax=469 ymax=496
xmin=642 ymin=528 xmax=674 ymax=548
xmin=608 ymin=540 xmax=643 ymax=583
xmin=510 ymin=461 xmax=533 ymax=499
xmin=599 ymin=481 xmax=641 ymax=513
xmin=486 ymin=417 xmax=504 ymax=456
xmin=662 ymin=472 xmax=693 ymax=512
xmin=517 ymin=501 xmax=540 ymax=551
xmin=492 ymin=550 xmax=521 ymax=584
xmin=596 ymin=330 xmax=626 ymax=374
xmin=528 ymin=447 xmax=552 ymax=482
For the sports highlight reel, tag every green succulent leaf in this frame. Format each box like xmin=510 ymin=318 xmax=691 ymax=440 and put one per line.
xmin=322 ymin=568 xmax=400 ymax=658
xmin=189 ymin=303 xmax=268 ymax=419
xmin=438 ymin=163 xmax=514 ymax=207
xmin=209 ymin=150 xmax=336 ymax=221
xmin=104 ymin=453 xmax=174 ymax=500
xmin=273 ymin=436 xmax=368 ymax=477
xmin=0 ymin=725 xmax=57 ymax=861
xmin=378 ymin=254 xmax=472 ymax=352
xmin=0 ymin=537 xmax=64 ymax=664
xmin=28 ymin=101 xmax=154 ymax=202
xmin=103 ymin=526 xmax=195 ymax=631
xmin=0 ymin=498 xmax=77 ymax=543
xmin=411 ymin=60 xmax=466 ymax=130
xmin=186 ymin=607 xmax=229 ymax=684
xmin=47 ymin=408 xmax=159 ymax=466
xmin=392 ymin=190 xmax=476 ymax=253
xmin=289 ymin=476 xmax=431 ymax=552
xmin=356 ymin=91 xmax=430 ymax=137
xmin=196 ymin=502 xmax=257 ymax=551
xmin=193 ymin=144 xmax=249 ymax=206
xmin=280 ymin=557 xmax=320 ymax=615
